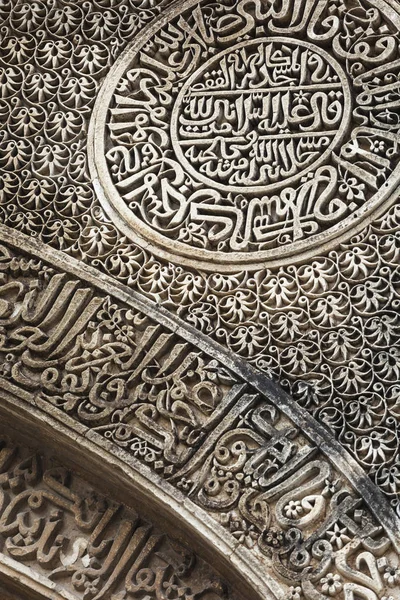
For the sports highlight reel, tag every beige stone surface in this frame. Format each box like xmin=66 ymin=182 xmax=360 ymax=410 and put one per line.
xmin=0 ymin=0 xmax=399 ymax=598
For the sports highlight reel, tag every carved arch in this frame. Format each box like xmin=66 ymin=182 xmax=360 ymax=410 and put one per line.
xmin=0 ymin=228 xmax=398 ymax=600
xmin=0 ymin=0 xmax=400 ymax=598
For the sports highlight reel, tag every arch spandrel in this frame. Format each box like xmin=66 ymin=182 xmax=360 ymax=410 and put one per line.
xmin=0 ymin=0 xmax=400 ymax=599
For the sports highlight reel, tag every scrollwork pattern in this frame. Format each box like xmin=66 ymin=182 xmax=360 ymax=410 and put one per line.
xmin=0 ymin=242 xmax=399 ymax=600
xmin=0 ymin=0 xmax=399 ymax=517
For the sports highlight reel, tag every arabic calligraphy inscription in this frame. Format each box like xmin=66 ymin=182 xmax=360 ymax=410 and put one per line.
xmin=90 ymin=0 xmax=400 ymax=270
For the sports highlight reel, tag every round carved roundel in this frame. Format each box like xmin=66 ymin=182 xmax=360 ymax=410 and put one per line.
xmin=89 ymin=0 xmax=400 ymax=272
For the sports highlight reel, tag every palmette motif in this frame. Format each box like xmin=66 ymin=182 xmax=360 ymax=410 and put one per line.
xmin=0 ymin=0 xmax=399 ymax=553
xmin=91 ymin=0 xmax=400 ymax=269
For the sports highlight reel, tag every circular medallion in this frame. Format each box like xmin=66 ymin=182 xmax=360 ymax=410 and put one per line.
xmin=89 ymin=0 xmax=400 ymax=272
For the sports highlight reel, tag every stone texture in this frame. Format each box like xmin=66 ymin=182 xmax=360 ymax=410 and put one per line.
xmin=0 ymin=234 xmax=397 ymax=600
xmin=0 ymin=433 xmax=239 ymax=600
xmin=0 ymin=0 xmax=399 ymax=598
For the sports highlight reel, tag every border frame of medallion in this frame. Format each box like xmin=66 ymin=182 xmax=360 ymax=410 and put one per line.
xmin=89 ymin=0 xmax=400 ymax=272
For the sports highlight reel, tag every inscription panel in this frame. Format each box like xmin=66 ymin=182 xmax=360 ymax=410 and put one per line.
xmin=172 ymin=38 xmax=350 ymax=193
xmin=90 ymin=0 xmax=400 ymax=269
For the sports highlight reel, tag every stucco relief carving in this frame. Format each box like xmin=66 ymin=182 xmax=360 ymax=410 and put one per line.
xmin=0 ymin=435 xmax=237 ymax=600
xmin=90 ymin=0 xmax=400 ymax=270
xmin=0 ymin=0 xmax=399 ymax=596
xmin=0 ymin=0 xmax=398 ymax=504
xmin=0 ymin=235 xmax=398 ymax=600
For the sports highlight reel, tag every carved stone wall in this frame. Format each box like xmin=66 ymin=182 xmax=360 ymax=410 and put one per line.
xmin=0 ymin=229 xmax=398 ymax=600
xmin=0 ymin=0 xmax=399 ymax=598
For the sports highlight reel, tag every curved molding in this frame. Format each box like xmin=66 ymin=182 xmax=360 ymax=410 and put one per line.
xmin=88 ymin=0 xmax=400 ymax=272
xmin=0 ymin=384 xmax=277 ymax=600
xmin=0 ymin=556 xmax=75 ymax=600
xmin=0 ymin=430 xmax=256 ymax=600
xmin=0 ymin=0 xmax=400 ymax=597
xmin=0 ymin=225 xmax=398 ymax=545
xmin=0 ymin=225 xmax=399 ymax=600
